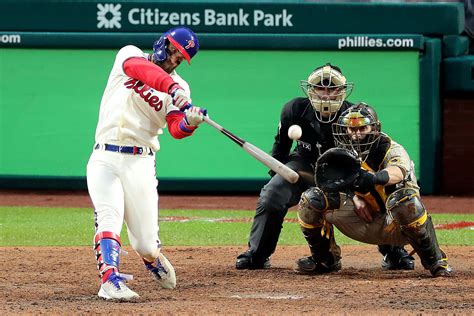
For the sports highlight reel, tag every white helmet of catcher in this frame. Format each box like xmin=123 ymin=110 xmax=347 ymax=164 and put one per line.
xmin=300 ymin=63 xmax=354 ymax=123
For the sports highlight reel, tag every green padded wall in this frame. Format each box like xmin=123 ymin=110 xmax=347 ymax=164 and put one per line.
xmin=0 ymin=49 xmax=419 ymax=182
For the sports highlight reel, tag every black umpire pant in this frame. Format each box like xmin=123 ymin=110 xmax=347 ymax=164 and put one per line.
xmin=247 ymin=154 xmax=314 ymax=260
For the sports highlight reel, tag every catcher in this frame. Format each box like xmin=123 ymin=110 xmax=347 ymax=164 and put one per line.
xmin=296 ymin=102 xmax=453 ymax=277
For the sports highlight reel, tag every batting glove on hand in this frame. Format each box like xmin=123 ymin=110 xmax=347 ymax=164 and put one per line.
xmin=184 ymin=106 xmax=207 ymax=126
xmin=169 ymin=84 xmax=191 ymax=110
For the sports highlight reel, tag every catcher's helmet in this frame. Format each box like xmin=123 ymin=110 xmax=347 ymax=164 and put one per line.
xmin=153 ymin=26 xmax=199 ymax=64
xmin=332 ymin=102 xmax=381 ymax=161
xmin=300 ymin=63 xmax=354 ymax=123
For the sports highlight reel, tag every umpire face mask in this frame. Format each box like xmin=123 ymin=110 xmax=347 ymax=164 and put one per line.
xmin=300 ymin=65 xmax=354 ymax=123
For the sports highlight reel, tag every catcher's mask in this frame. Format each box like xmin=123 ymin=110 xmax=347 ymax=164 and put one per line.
xmin=153 ymin=26 xmax=199 ymax=65
xmin=332 ymin=102 xmax=381 ymax=161
xmin=300 ymin=63 xmax=354 ymax=123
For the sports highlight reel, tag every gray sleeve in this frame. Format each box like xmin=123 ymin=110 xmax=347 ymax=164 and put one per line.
xmin=382 ymin=141 xmax=412 ymax=178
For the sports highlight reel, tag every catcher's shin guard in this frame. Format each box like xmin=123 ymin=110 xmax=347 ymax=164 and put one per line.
xmin=400 ymin=216 xmax=453 ymax=277
xmin=387 ymin=189 xmax=453 ymax=277
xmin=296 ymin=187 xmax=341 ymax=274
xmin=296 ymin=224 xmax=342 ymax=274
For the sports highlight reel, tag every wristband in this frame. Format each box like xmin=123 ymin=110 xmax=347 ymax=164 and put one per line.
xmin=374 ymin=170 xmax=390 ymax=185
xmin=168 ymin=83 xmax=181 ymax=94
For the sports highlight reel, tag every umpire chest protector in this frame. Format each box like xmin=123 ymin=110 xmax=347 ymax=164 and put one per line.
xmin=273 ymin=98 xmax=352 ymax=165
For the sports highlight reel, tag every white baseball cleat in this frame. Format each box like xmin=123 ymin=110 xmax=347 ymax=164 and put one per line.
xmin=98 ymin=272 xmax=139 ymax=301
xmin=145 ymin=253 xmax=177 ymax=289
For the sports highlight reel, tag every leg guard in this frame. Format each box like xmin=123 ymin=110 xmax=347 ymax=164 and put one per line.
xmin=94 ymin=231 xmax=123 ymax=283
xmin=296 ymin=188 xmax=342 ymax=274
xmin=387 ymin=188 xmax=453 ymax=277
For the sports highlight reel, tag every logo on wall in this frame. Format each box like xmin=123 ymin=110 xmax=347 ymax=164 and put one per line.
xmin=97 ymin=3 xmax=122 ymax=29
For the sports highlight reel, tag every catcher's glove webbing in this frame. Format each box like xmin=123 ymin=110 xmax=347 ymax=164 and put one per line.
xmin=315 ymin=147 xmax=361 ymax=193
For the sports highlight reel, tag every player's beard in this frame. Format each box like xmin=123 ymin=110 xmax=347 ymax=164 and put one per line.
xmin=154 ymin=59 xmax=177 ymax=74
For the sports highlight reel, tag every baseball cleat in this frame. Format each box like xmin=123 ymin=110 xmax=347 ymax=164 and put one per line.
xmin=98 ymin=272 xmax=139 ymax=301
xmin=381 ymin=247 xmax=415 ymax=270
xmin=295 ymin=256 xmax=342 ymax=275
xmin=429 ymin=252 xmax=454 ymax=277
xmin=145 ymin=253 xmax=176 ymax=289
xmin=235 ymin=252 xmax=271 ymax=270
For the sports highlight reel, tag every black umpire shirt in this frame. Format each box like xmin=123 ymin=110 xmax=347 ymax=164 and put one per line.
xmin=271 ymin=97 xmax=352 ymax=165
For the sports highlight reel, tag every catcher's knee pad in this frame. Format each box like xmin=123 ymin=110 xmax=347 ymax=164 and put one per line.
xmin=297 ymin=187 xmax=329 ymax=227
xmin=386 ymin=188 xmax=426 ymax=227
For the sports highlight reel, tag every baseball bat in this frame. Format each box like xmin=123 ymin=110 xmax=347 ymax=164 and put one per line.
xmin=203 ymin=116 xmax=300 ymax=184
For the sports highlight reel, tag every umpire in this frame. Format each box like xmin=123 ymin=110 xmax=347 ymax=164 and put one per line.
xmin=236 ymin=63 xmax=353 ymax=269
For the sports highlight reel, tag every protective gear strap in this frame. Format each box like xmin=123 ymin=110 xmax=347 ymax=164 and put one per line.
xmin=94 ymin=231 xmax=121 ymax=245
xmin=123 ymin=57 xmax=177 ymax=94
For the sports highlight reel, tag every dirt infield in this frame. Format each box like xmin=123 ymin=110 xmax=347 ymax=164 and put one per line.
xmin=1 ymin=190 xmax=473 ymax=314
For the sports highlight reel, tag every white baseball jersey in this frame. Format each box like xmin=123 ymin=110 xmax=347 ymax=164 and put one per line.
xmin=94 ymin=45 xmax=191 ymax=152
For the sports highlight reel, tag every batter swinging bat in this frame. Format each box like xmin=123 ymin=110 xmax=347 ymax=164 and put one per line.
xmin=203 ymin=116 xmax=300 ymax=184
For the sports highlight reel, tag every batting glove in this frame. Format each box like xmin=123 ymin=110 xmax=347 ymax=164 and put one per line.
xmin=184 ymin=106 xmax=207 ymax=126
xmin=169 ymin=84 xmax=191 ymax=110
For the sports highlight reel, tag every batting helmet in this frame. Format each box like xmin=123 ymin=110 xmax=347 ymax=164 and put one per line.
xmin=153 ymin=26 xmax=199 ymax=64
xmin=300 ymin=63 xmax=354 ymax=123
xmin=332 ymin=102 xmax=381 ymax=161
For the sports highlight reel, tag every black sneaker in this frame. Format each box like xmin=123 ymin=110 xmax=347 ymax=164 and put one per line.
xmin=295 ymin=256 xmax=342 ymax=275
xmin=236 ymin=251 xmax=271 ymax=270
xmin=381 ymin=246 xmax=415 ymax=270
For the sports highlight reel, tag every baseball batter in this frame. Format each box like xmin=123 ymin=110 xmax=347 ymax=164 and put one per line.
xmin=86 ymin=26 xmax=206 ymax=301
xmin=297 ymin=103 xmax=453 ymax=277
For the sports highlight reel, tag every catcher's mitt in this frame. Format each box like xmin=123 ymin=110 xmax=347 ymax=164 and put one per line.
xmin=315 ymin=147 xmax=361 ymax=193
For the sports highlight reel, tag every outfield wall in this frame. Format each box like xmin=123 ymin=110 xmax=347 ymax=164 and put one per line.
xmin=0 ymin=1 xmax=465 ymax=194
xmin=0 ymin=49 xmax=419 ymax=187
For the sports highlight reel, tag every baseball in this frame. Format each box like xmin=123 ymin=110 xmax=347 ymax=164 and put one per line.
xmin=288 ymin=124 xmax=302 ymax=140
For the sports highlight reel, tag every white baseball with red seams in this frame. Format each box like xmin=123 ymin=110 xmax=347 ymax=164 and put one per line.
xmin=87 ymin=45 xmax=190 ymax=262
xmin=288 ymin=124 xmax=302 ymax=140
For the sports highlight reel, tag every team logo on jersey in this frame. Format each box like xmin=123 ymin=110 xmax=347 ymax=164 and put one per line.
xmin=97 ymin=3 xmax=122 ymax=29
xmin=297 ymin=140 xmax=311 ymax=150
xmin=185 ymin=40 xmax=195 ymax=49
xmin=124 ymin=78 xmax=163 ymax=111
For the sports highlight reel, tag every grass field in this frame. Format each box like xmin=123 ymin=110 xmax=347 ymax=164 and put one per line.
xmin=1 ymin=206 xmax=473 ymax=247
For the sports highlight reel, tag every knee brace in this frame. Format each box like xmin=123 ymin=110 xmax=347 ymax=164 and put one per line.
xmin=94 ymin=231 xmax=121 ymax=281
xmin=386 ymin=188 xmax=426 ymax=227
xmin=298 ymin=187 xmax=339 ymax=227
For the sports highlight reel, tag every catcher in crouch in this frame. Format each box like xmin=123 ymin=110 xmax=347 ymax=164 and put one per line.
xmin=296 ymin=102 xmax=453 ymax=277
